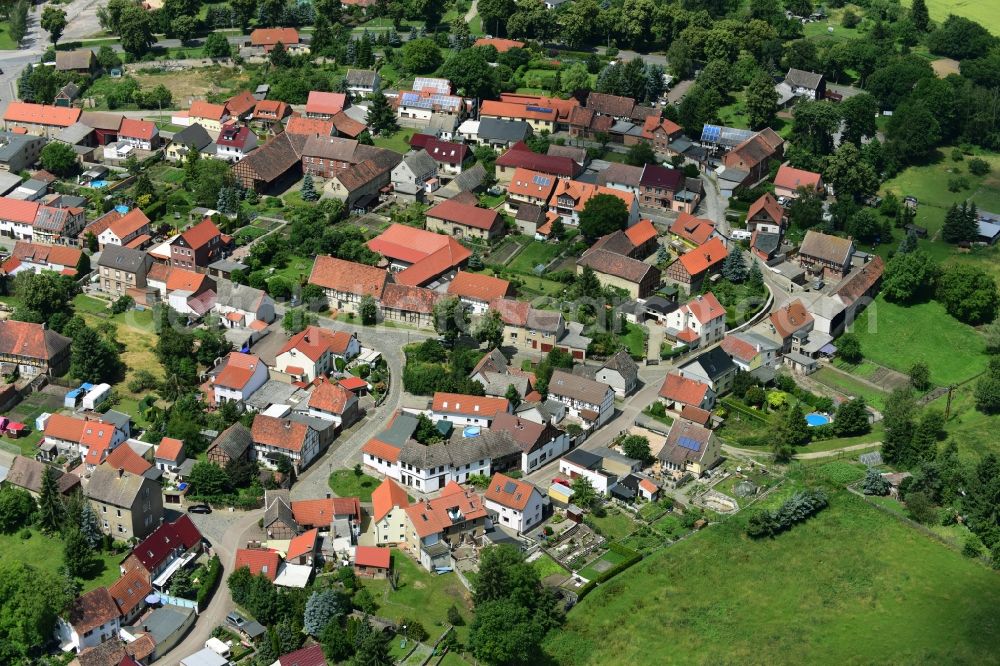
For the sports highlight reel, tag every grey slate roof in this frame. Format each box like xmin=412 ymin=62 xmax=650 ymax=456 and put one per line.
xmin=264 ymin=488 xmax=296 ymax=530
xmin=600 ymin=349 xmax=638 ymax=387
xmin=682 ymin=347 xmax=736 ymax=382
xmin=548 ymin=370 xmax=612 ymax=405
xmin=215 ymin=280 xmax=271 ymax=313
xmin=346 ymin=69 xmax=378 ymax=87
xmin=98 ymin=245 xmax=150 ymax=273
xmin=401 ymin=148 xmax=437 ymax=177
xmin=55 ymin=122 xmax=94 ymax=146
xmin=170 ymin=123 xmax=213 ymax=151
xmin=784 ymin=68 xmax=824 ymax=91
xmin=86 ymin=465 xmax=152 ymax=508
xmin=208 ymin=422 xmax=253 ymax=460
xmin=477 ymin=117 xmax=531 ymax=142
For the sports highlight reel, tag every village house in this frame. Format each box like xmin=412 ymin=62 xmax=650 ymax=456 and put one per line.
xmin=4 ymin=455 xmax=80 ymax=497
xmin=366 ymin=222 xmax=471 ymax=288
xmin=55 ymin=587 xmax=121 ymax=653
xmin=233 ymin=548 xmax=281 ymax=582
xmin=677 ymin=347 xmax=738 ymax=395
xmin=491 ymin=298 xmax=591 ymax=360
xmin=206 ymin=422 xmax=254 ymax=467
xmin=251 ymin=100 xmax=290 ymax=128
xmin=774 ymin=164 xmax=824 ymax=199
xmin=86 ymin=465 xmax=164 ymax=540
xmin=284 ymin=115 xmax=334 ymax=138
xmin=664 ymin=237 xmax=729 ymax=292
xmin=431 ymin=392 xmax=512 ymax=428
xmin=425 ymin=199 xmax=504 ymax=242
xmin=593 ymin=349 xmax=639 ymax=398
xmin=0 ymin=131 xmax=45 ymax=172
xmin=187 ymin=101 xmax=230 ymax=133
xmin=472 ymin=117 xmax=532 ymax=150
xmin=746 ymin=192 xmax=786 ymax=234
xmin=558 ymin=449 xmax=629 ymax=496
xmin=669 ymin=213 xmax=717 ymax=248
xmin=379 ymin=282 xmax=440 ymax=328
xmin=643 ymin=115 xmax=684 ymax=153
xmin=80 ymin=111 xmax=123 ymax=146
xmin=546 ymin=370 xmax=614 ymax=428
xmin=778 ymin=68 xmax=826 ymax=102
xmin=154 ymin=437 xmax=187 ymax=477
xmin=291 ymin=495 xmax=361 ymax=534
xmin=214 ymin=125 xmax=258 ymax=162
xmin=469 ymin=349 xmax=534 ymax=399
xmin=577 ymin=247 xmax=662 ymax=299
xmin=404 ymin=481 xmax=488 ymax=571
xmin=548 ymin=180 xmax=640 ymax=227
xmin=0 ymin=319 xmax=71 ymax=376
xmin=768 ymin=299 xmax=815 ymax=352
xmin=447 ymin=271 xmax=513 ymax=314
xmin=346 ymin=69 xmax=380 ymax=97
xmin=274 ymin=325 xmax=360 ymax=383
xmin=371 ymin=476 xmax=411 ymax=545
xmin=170 ymin=217 xmax=229 ymax=270
xmin=480 ymin=100 xmax=557 ymax=134
xmin=721 ymin=331 xmax=781 ymax=380
xmin=118 ymin=119 xmax=159 ymax=151
xmin=303 ymin=377 xmax=361 ymax=428
xmin=97 ymin=208 xmax=150 ymax=249
xmin=391 ymin=149 xmax=438 ymax=202
xmin=41 ymin=413 xmax=126 ymax=464
xmin=2 ymin=102 xmax=81 ymax=137
xmin=721 ymin=128 xmax=784 ymax=190
xmin=484 ymin=473 xmax=545 ymax=534
xmin=213 ymin=281 xmax=275 ymax=327
xmin=506 ymin=167 xmax=557 ymax=214
xmin=409 ymin=134 xmax=471 ymax=180
xmin=657 ymin=418 xmax=722 ymax=478
xmin=354 ymin=546 xmax=391 ymax=578
xmin=325 ymin=151 xmax=400 ymax=210
xmin=308 ymin=255 xmax=389 ymax=314
xmin=797 ymin=230 xmax=854 ymax=280
xmin=2 ymin=241 xmax=81 ymax=276
xmin=490 ymin=411 xmax=570 ymax=474
xmin=211 ymin=352 xmax=269 ymax=405
xmin=494 ymin=142 xmax=581 ymax=184
xmin=232 ymin=131 xmax=306 ymax=192
xmin=119 ymin=515 xmax=203 ymax=587
xmin=251 ymin=414 xmax=321 ymax=472
xmin=109 ymin=568 xmax=153 ymax=625
xmin=55 ymin=48 xmax=97 ymax=74
xmin=165 ymin=123 xmax=213 ymax=162
xmin=638 ymin=164 xmax=703 ymax=214
xmin=224 ymin=90 xmax=258 ymax=123
xmin=248 ymin=27 xmax=302 ymax=53
xmin=658 ymin=373 xmax=716 ymax=412
xmin=664 ymin=292 xmax=727 ymax=348
xmin=305 ymin=91 xmax=347 ymax=120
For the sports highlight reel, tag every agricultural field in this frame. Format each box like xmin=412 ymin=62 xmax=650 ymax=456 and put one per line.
xmin=901 ymin=0 xmax=1000 ymax=35
xmin=544 ymin=490 xmax=1000 ymax=665
xmin=850 ymin=295 xmax=988 ymax=386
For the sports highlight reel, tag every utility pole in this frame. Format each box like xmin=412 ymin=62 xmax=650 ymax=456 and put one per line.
xmin=945 ymin=384 xmax=954 ymax=420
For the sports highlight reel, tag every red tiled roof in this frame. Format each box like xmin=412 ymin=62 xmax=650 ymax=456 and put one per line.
xmin=276 ymin=644 xmax=327 ymax=666
xmin=105 ymin=444 xmax=151 ymax=476
xmin=770 ymin=299 xmax=813 ymax=339
xmin=215 ymin=352 xmax=262 ymax=390
xmin=380 ymin=283 xmax=440 ymax=314
xmin=426 ymin=199 xmax=500 ymax=231
xmin=165 ymin=267 xmax=208 ymax=293
xmin=496 ymin=143 xmax=579 ymax=178
xmin=44 ymin=413 xmax=86 ymax=442
xmin=404 ymin=481 xmax=487 ymax=538
xmin=234 ymin=548 xmax=281 ymax=581
xmin=308 ymin=377 xmax=354 ymax=414
xmin=309 ymin=255 xmax=388 ymax=299
xmin=681 ymin=292 xmax=726 ymax=324
xmin=639 ymin=478 xmax=659 ymax=494
xmin=550 ymin=179 xmax=635 ymax=213
xmin=331 ymin=111 xmax=366 ymax=138
xmin=3 ymin=102 xmax=80 ymax=127
xmin=362 ymin=438 xmax=402 ymax=464
xmin=432 ymin=392 xmax=510 ymax=418
xmin=107 ymin=209 xmax=150 ymax=240
xmin=339 ymin=376 xmax=369 ymax=391
xmin=658 ymin=373 xmax=710 ymax=407
xmin=252 ymin=100 xmax=289 ymax=120
xmin=774 ymin=164 xmax=822 ymax=192
xmin=286 ymin=528 xmax=318 ymax=561
xmin=669 ymin=213 xmax=716 ymax=246
xmin=507 ymin=168 xmax=556 ymax=200
xmin=285 ymin=115 xmax=334 ymax=137
xmin=484 ymin=472 xmax=537 ymax=510
xmin=11 ymin=241 xmax=82 ymax=269
xmin=624 ymin=219 xmax=657 ymax=247
xmin=368 ymin=223 xmax=457 ymax=265
xmin=156 ymin=437 xmax=184 ymax=462
xmin=279 ymin=326 xmax=355 ymax=361
xmin=721 ymin=334 xmax=759 ymax=363
xmin=251 ymin=414 xmax=310 ymax=453
xmin=446 ymin=270 xmax=511 ymax=302
xmin=0 ymin=198 xmax=40 ymax=224
xmin=66 ymin=587 xmax=120 ymax=634
xmin=473 ymin=37 xmax=525 ymax=52
xmin=291 ymin=497 xmax=361 ymax=526
xmin=354 ymin=545 xmax=390 ymax=569
xmin=680 ymin=405 xmax=712 ymax=426
xmin=130 ymin=515 xmax=202 ymax=571
xmin=179 ymin=218 xmax=222 ymax=251
xmin=642 ymin=114 xmax=681 ymax=138
xmin=481 ymin=100 xmax=557 ymax=123
xmin=251 ymin=27 xmax=299 ymax=46
xmin=189 ymin=101 xmax=227 ymax=121
xmin=109 ymin=567 xmax=153 ymax=617
xmin=747 ymin=192 xmax=784 ymax=226
xmin=305 ymin=91 xmax=347 ymax=116
xmin=225 ymin=90 xmax=258 ymax=117
xmin=119 ymin=118 xmax=156 ymax=141
xmin=500 ymin=93 xmax=579 ymax=121
xmin=371 ymin=476 xmax=410 ymax=522
xmin=677 ymin=237 xmax=728 ymax=276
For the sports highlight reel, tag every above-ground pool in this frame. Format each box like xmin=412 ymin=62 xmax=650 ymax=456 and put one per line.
xmin=463 ymin=426 xmax=481 ymax=438
xmin=806 ymin=412 xmax=831 ymax=427
xmin=114 ymin=205 xmax=130 ymax=215
xmin=88 ymin=180 xmax=108 ymax=188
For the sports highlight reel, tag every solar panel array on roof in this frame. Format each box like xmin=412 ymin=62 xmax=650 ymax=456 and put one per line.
xmin=532 ymin=174 xmax=551 ymax=186
xmin=526 ymin=105 xmax=552 ymax=113
xmin=677 ymin=436 xmax=702 ymax=452
xmin=701 ymin=124 xmax=721 ymax=143
xmin=700 ymin=124 xmax=753 ymax=147
xmin=503 ymin=481 xmax=517 ymax=493
xmin=413 ymin=77 xmax=450 ymax=94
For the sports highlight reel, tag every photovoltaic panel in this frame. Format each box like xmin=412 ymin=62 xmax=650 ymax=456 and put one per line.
xmin=678 ymin=436 xmax=702 ymax=452
xmin=532 ymin=174 xmax=551 ymax=186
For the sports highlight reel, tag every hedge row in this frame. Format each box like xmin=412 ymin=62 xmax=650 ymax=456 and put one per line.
xmin=576 ymin=545 xmax=644 ymax=601
xmin=721 ymin=398 xmax=769 ymax=424
xmin=196 ymin=555 xmax=222 ymax=610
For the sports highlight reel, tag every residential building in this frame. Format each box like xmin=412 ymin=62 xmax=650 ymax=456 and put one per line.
xmin=669 ymin=213 xmax=717 ymax=248
xmin=484 ymin=473 xmax=544 ymax=533
xmin=86 ymin=465 xmax=164 ymax=540
xmin=548 ymin=180 xmax=639 ymax=227
xmin=2 ymin=240 xmax=81 ymax=276
xmin=118 ymin=119 xmax=158 ymax=150
xmin=404 ymin=481 xmax=488 ymax=570
xmin=0 ymin=131 xmax=45 ymax=172
xmin=594 ymin=349 xmax=639 ymax=397
xmin=251 ymin=100 xmax=290 ymax=127
xmin=304 ymin=377 xmax=361 ymax=428
xmin=80 ymin=111 xmax=123 ymax=146
xmin=213 ymin=281 xmax=275 ymax=327
xmin=797 ymin=230 xmax=854 ymax=280
xmin=273 ymin=646 xmax=327 ymax=666
xmin=206 ymin=422 xmax=253 ymax=467
xmin=506 ymin=167 xmax=557 ymax=214
xmin=664 ymin=237 xmax=728 ymax=292
xmin=248 ymin=26 xmax=302 ymax=52
xmin=558 ymin=449 xmax=617 ymax=495
xmin=409 ymin=135 xmax=471 ymax=179
xmin=494 ymin=142 xmax=580 ymax=183
xmin=658 ymin=373 xmax=715 ymax=412
xmin=664 ymin=292 xmax=727 ymax=348
xmin=391 ymin=149 xmax=438 ymax=202
xmin=396 ymin=89 xmax=467 ymax=125
xmin=233 ymin=548 xmax=281 ymax=582
xmin=431 ymin=392 xmax=511 ymax=428
xmin=225 ymin=90 xmax=258 ymax=122
xmin=325 ymin=151 xmax=401 ymax=209
xmin=546 ymin=370 xmax=614 ymax=428
xmin=284 ymin=115 xmax=334 ymax=138
xmin=274 ymin=325 xmax=360 ymax=382
xmin=586 ymin=92 xmax=636 ymax=120
xmin=379 ymin=282 xmax=441 ymax=328
xmin=346 ymin=69 xmax=380 ymax=97
xmin=260 ymin=492 xmax=296 ymax=541
xmin=154 ymin=437 xmax=187 ymax=476
xmin=97 ymin=208 xmax=151 ymax=248
xmin=212 ymin=352 xmax=269 ymax=405
xmin=447 ymin=271 xmax=512 ymax=313
xmin=474 ymin=117 xmax=532 ymax=150
xmin=41 ymin=413 xmax=126 ymax=464
xmin=2 ymin=102 xmax=81 ymax=137
xmin=676 ymin=347 xmax=738 ymax=394
xmin=371 ymin=476 xmax=410 ymax=545
xmin=643 ymin=115 xmax=683 ymax=153
xmin=354 ymin=546 xmax=391 ymax=578
xmin=4 ymin=455 xmax=80 ymax=497
xmin=425 ymin=199 xmax=504 ymax=242
xmin=305 ymin=91 xmax=347 ymax=120
xmin=657 ymin=418 xmax=722 ymax=478
xmin=492 ymin=298 xmax=591 ymax=360
xmin=308 ymin=255 xmax=389 ymax=314
xmin=597 ymin=162 xmax=643 ymax=196
xmin=721 ymin=128 xmax=784 ymax=188
xmin=55 ymin=48 xmax=97 ymax=74
xmin=780 ymin=68 xmax=826 ymax=101
xmin=746 ymin=192 xmax=786 ymax=234
xmin=188 ymin=101 xmax=230 ymax=133
xmin=0 ymin=319 xmax=70 ymax=376
xmin=170 ymin=217 xmax=228 ymax=270
xmin=367 ymin=223 xmax=471 ymax=288
xmin=638 ymin=164 xmax=702 ymax=213
xmin=55 ymin=587 xmax=121 ymax=653
xmin=473 ymin=37 xmax=525 ymax=52
xmin=490 ymin=411 xmax=570 ymax=474
xmin=774 ymin=164 xmax=823 ymax=199
xmin=252 ymin=414 xmax=321 ymax=471
xmin=480 ymin=100 xmax=557 ymax=134
xmin=721 ymin=331 xmax=780 ymax=380
xmin=291 ymin=496 xmax=361 ymax=532
xmin=577 ymin=247 xmax=662 ymax=299
xmin=768 ymin=299 xmax=815 ymax=352
xmin=109 ymin=568 xmax=153 ymax=625
xmin=213 ymin=125 xmax=258 ymax=162
xmin=469 ymin=348 xmax=534 ymax=399
xmin=232 ymin=131 xmax=306 ymax=192
xmin=120 ymin=515 xmax=202 ymax=585
xmin=166 ymin=123 xmax=213 ymax=162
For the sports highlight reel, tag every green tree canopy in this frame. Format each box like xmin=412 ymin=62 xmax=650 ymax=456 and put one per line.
xmin=578 ymin=193 xmax=629 ymax=241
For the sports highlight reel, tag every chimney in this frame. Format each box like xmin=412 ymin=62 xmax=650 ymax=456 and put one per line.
xmin=284 ymin=421 xmax=291 ymax=429
xmin=326 ymin=493 xmax=331 ymax=499
xmin=118 ymin=467 xmax=125 ymax=478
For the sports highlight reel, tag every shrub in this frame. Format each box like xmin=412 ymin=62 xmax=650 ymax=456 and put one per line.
xmin=745 ymin=488 xmax=829 ymax=538
xmin=861 ymin=468 xmax=890 ymax=495
xmin=947 ymin=176 xmax=970 ymax=192
xmin=968 ymin=158 xmax=991 ymax=176
xmin=196 ymin=555 xmax=222 ymax=609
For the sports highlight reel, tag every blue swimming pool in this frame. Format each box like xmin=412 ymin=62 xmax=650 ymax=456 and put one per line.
xmin=89 ymin=180 xmax=108 ymax=188
xmin=806 ymin=412 xmax=831 ymax=427
xmin=114 ymin=204 xmax=130 ymax=215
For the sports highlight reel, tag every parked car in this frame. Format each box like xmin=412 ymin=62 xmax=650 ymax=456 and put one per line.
xmin=226 ymin=612 xmax=246 ymax=629
xmin=187 ymin=504 xmax=212 ymax=514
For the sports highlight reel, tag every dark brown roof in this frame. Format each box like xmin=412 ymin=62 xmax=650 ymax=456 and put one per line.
xmin=729 ymin=128 xmax=783 ymax=168
xmin=835 ymin=256 xmax=884 ymax=304
xmin=578 ymin=247 xmax=659 ymax=284
xmin=586 ymin=92 xmax=635 ymax=118
xmin=6 ymin=455 xmax=79 ymax=494
xmin=237 ymin=131 xmax=305 ymax=183
xmin=67 ymin=587 xmax=120 ymax=634
xmin=799 ymin=230 xmax=854 ymax=266
xmin=381 ymin=282 xmax=440 ymax=314
xmin=659 ymin=419 xmax=715 ymax=465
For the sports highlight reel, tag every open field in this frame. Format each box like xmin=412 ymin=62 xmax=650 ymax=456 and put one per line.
xmin=74 ymin=295 xmax=164 ymax=395
xmin=0 ymin=531 xmax=123 ymax=593
xmin=929 ymin=382 xmax=1000 ymax=461
xmin=133 ymin=66 xmax=251 ymax=102
xmin=811 ymin=367 xmax=889 ymax=409
xmin=544 ymin=490 xmax=1000 ymax=665
xmin=901 ymin=0 xmax=1000 ymax=35
xmin=850 ymin=295 xmax=988 ymax=386
xmin=360 ymin=552 xmax=472 ymax=641
xmin=507 ymin=241 xmax=563 ymax=274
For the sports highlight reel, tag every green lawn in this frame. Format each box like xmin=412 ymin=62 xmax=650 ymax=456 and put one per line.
xmin=544 ymin=490 xmax=1000 ymax=665
xmin=585 ymin=508 xmax=637 ymax=541
xmin=360 ymin=551 xmax=472 ymax=641
xmin=0 ymin=21 xmax=17 ymax=50
xmin=373 ymin=129 xmax=415 ymax=154
xmin=577 ymin=549 xmax=628 ymax=581
xmin=531 ymin=553 xmax=567 ymax=580
xmin=6 ymin=392 xmax=67 ymax=456
xmin=811 ymin=367 xmax=889 ymax=410
xmin=930 ymin=381 xmax=1000 ymax=461
xmin=901 ymin=0 xmax=1000 ymax=35
xmin=269 ymin=254 xmax=314 ymax=288
xmin=328 ymin=469 xmax=380 ymax=501
xmin=0 ymin=531 xmax=123 ymax=593
xmin=850 ymin=295 xmax=988 ymax=386
xmin=620 ymin=322 xmax=647 ymax=359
